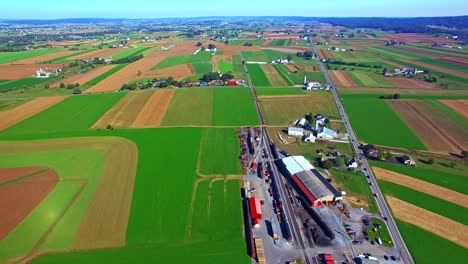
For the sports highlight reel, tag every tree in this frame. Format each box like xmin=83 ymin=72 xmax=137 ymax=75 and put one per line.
xmin=128 ymin=83 xmax=137 ymax=90
xmin=334 ymin=157 xmax=345 ymax=167
xmin=59 ymin=82 xmax=65 ymax=88
xmin=461 ymin=150 xmax=468 ymax=159
xmin=449 ymin=162 xmax=456 ymax=168
xmin=286 ymin=54 xmax=292 ymax=61
xmin=320 ymin=159 xmax=334 ymax=169
xmin=393 ymin=93 xmax=400 ymax=99
xmin=120 ymin=84 xmax=129 ymax=90
xmin=72 ymin=88 xmax=81 ymax=95
xmin=307 ymin=112 xmax=314 ymax=123
xmin=196 ymin=42 xmax=203 ymax=47
xmin=208 ymin=44 xmax=216 ymax=50
xmin=427 ymin=158 xmax=434 ymax=164
xmin=382 ymin=67 xmax=388 ymax=75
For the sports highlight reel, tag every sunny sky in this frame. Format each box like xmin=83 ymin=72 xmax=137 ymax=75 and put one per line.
xmin=2 ymin=0 xmax=467 ymax=19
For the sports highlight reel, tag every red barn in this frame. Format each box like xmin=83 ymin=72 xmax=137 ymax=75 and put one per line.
xmin=249 ymin=197 xmax=262 ymax=220
xmin=228 ymin=80 xmax=238 ymax=86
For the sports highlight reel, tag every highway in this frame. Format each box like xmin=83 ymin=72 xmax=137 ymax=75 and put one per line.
xmin=310 ymin=44 xmax=415 ymax=264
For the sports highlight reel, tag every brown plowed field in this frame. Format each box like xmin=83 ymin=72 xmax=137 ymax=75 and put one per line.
xmin=92 ymin=91 xmax=152 ymax=129
xmin=387 ymin=196 xmax=468 ymax=248
xmin=328 ymin=70 xmax=357 ymax=87
xmin=51 ymin=65 xmax=117 ymax=88
xmin=0 ymin=168 xmax=58 ymax=240
xmin=399 ymin=58 xmax=468 ymax=79
xmin=318 ymin=49 xmax=333 ymax=60
xmin=12 ymin=50 xmax=77 ymax=64
xmin=142 ymin=63 xmax=195 ymax=81
xmin=387 ymin=77 xmax=439 ymax=89
xmin=438 ymin=57 xmax=468 ymax=67
xmin=262 ymin=64 xmax=288 ymax=86
xmin=0 ymin=167 xmax=46 ymax=184
xmin=132 ymin=89 xmax=175 ymax=127
xmin=440 ymin=100 xmax=468 ymax=118
xmin=0 ymin=64 xmax=63 ymax=80
xmin=287 ymin=65 xmax=319 ymax=72
xmin=0 ymin=96 xmax=67 ymax=131
xmin=84 ymin=40 xmax=200 ymax=94
xmin=67 ymin=48 xmax=126 ymax=60
xmin=373 ymin=167 xmax=468 ymax=207
xmin=389 ymin=100 xmax=467 ymax=153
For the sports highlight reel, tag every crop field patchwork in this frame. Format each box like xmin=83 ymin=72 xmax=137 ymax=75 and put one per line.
xmin=340 ymin=93 xmax=426 ymax=149
xmin=259 ymin=93 xmax=340 ymax=125
xmin=81 ymin=64 xmax=128 ymax=91
xmin=261 ymin=64 xmax=288 ymax=86
xmin=0 ymin=76 xmax=60 ymax=92
xmin=0 ymin=49 xmax=65 ymax=64
xmin=269 ymin=39 xmax=290 ymax=46
xmin=161 ymin=88 xmax=214 ymax=126
xmin=51 ymin=64 xmax=118 ymax=88
xmin=256 ymin=87 xmax=308 ymax=96
xmin=247 ymin=64 xmax=271 ymax=86
xmin=192 ymin=62 xmax=213 ymax=74
xmin=218 ymin=61 xmax=233 ymax=72
xmin=0 ymin=64 xmax=64 ymax=80
xmin=440 ymin=100 xmax=468 ymax=118
xmin=348 ymin=71 xmax=395 ymax=88
xmin=2 ymin=93 xmax=124 ymax=135
xmin=153 ymin=52 xmax=212 ymax=70
xmin=274 ymin=64 xmax=326 ymax=84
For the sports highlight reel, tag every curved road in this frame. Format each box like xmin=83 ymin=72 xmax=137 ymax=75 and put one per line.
xmin=311 ymin=44 xmax=415 ymax=264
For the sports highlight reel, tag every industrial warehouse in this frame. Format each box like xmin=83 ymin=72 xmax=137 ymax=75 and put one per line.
xmin=278 ymin=156 xmax=343 ymax=206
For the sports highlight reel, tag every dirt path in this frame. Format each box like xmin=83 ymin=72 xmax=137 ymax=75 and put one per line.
xmin=440 ymin=100 xmax=468 ymax=118
xmin=0 ymin=96 xmax=67 ymax=131
xmin=386 ymin=196 xmax=468 ymax=248
xmin=373 ymin=167 xmax=468 ymax=207
xmin=131 ymin=89 xmax=175 ymax=127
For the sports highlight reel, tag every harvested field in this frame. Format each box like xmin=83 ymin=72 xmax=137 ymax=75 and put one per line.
xmin=51 ymin=65 xmax=117 ymax=88
xmin=387 ymin=77 xmax=439 ymax=89
xmin=399 ymin=58 xmax=468 ymax=79
xmin=438 ymin=57 xmax=468 ymax=67
xmin=261 ymin=64 xmax=288 ymax=86
xmin=84 ymin=41 xmax=201 ymax=93
xmin=0 ymin=166 xmax=46 ymax=184
xmin=389 ymin=100 xmax=467 ymax=153
xmin=440 ymin=100 xmax=468 ymax=118
xmin=373 ymin=167 xmax=468 ymax=208
xmin=318 ymin=49 xmax=333 ymax=60
xmin=0 ymin=64 xmax=63 ymax=80
xmin=67 ymin=48 xmax=126 ymax=60
xmin=0 ymin=96 xmax=67 ymax=131
xmin=92 ymin=91 xmax=152 ymax=129
xmin=132 ymin=89 xmax=175 ymax=127
xmin=387 ymin=196 xmax=468 ymax=248
xmin=142 ymin=63 xmax=195 ymax=80
xmin=329 ymin=70 xmax=357 ymax=87
xmin=287 ymin=64 xmax=319 ymax=72
xmin=0 ymin=168 xmax=58 ymax=240
xmin=12 ymin=50 xmax=77 ymax=64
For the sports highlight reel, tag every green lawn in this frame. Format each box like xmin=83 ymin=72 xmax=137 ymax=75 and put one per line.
xmin=246 ymin=64 xmax=271 ymax=86
xmin=218 ymin=61 xmax=233 ymax=72
xmin=153 ymin=52 xmax=212 ymax=70
xmin=0 ymin=49 xmax=64 ymax=63
xmin=379 ymin=180 xmax=467 ymax=225
xmin=340 ymin=93 xmax=426 ymax=149
xmin=0 ymin=76 xmax=60 ymax=92
xmin=330 ymin=169 xmax=378 ymax=213
xmin=348 ymin=71 xmax=395 ymax=88
xmin=396 ymin=220 xmax=468 ymax=264
xmin=81 ymin=64 xmax=128 ymax=89
xmin=193 ymin=62 xmax=213 ymax=74
xmin=1 ymin=93 xmax=124 ymax=135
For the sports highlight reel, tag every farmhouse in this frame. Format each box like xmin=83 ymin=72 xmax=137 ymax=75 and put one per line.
xmin=346 ymin=158 xmax=358 ymax=169
xmin=317 ymin=127 xmax=337 ymax=140
xmin=303 ymin=133 xmax=316 ymax=143
xmin=288 ymin=127 xmax=304 ymax=136
xmin=278 ymin=156 xmax=342 ymax=206
xmin=304 ymin=77 xmax=321 ymax=90
xmin=397 ymin=155 xmax=416 ymax=166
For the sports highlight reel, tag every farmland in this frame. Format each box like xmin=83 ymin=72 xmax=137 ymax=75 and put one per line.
xmin=274 ymin=64 xmax=326 ymax=85
xmin=0 ymin=64 xmax=63 ymax=80
xmin=51 ymin=64 xmax=118 ymax=88
xmin=259 ymin=93 xmax=340 ymax=126
xmin=261 ymin=64 xmax=288 ymax=86
xmin=247 ymin=64 xmax=271 ymax=86
xmin=0 ymin=76 xmax=60 ymax=92
xmin=218 ymin=61 xmax=233 ymax=72
xmin=269 ymin=39 xmax=290 ymax=46
xmin=0 ymin=49 xmax=65 ymax=64
xmin=348 ymin=71 xmax=395 ymax=88
xmin=153 ymin=52 xmax=212 ymax=69
xmin=81 ymin=64 xmax=128 ymax=91
xmin=340 ymin=93 xmax=426 ymax=149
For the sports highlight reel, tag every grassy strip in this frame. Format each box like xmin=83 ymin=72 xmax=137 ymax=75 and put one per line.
xmin=45 ymin=50 xmax=92 ymax=64
xmin=0 ymin=77 xmax=60 ymax=92
xmin=273 ymin=64 xmax=295 ymax=85
xmin=0 ymin=49 xmax=64 ymax=63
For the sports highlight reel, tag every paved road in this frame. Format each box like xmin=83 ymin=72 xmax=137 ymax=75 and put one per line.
xmin=311 ymin=45 xmax=415 ymax=264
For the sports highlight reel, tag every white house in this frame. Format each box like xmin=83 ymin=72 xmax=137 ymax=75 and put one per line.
xmin=288 ymin=127 xmax=304 ymax=136
xmin=303 ymin=133 xmax=316 ymax=143
xmin=346 ymin=158 xmax=358 ymax=169
xmin=304 ymin=77 xmax=321 ymax=90
xmin=317 ymin=127 xmax=337 ymax=140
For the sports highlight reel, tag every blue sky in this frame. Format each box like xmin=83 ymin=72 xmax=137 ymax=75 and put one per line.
xmin=2 ymin=0 xmax=467 ymax=19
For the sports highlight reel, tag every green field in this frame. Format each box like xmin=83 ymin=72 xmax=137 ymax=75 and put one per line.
xmin=2 ymin=93 xmax=124 ymax=135
xmin=270 ymin=39 xmax=291 ymax=46
xmin=329 ymin=169 xmax=378 ymax=213
xmin=193 ymin=62 xmax=213 ymax=74
xmin=348 ymin=71 xmax=395 ymax=88
xmin=396 ymin=220 xmax=468 ymax=264
xmin=153 ymin=52 xmax=212 ymax=69
xmin=112 ymin=47 xmax=150 ymax=61
xmin=256 ymin=87 xmax=307 ymax=96
xmin=162 ymin=88 xmax=259 ymax=126
xmin=0 ymin=76 xmax=60 ymax=92
xmin=246 ymin=64 xmax=271 ymax=86
xmin=0 ymin=99 xmax=30 ymax=111
xmin=218 ymin=61 xmax=233 ymax=72
xmin=230 ymin=39 xmax=265 ymax=46
xmin=0 ymin=49 xmax=64 ymax=63
xmin=80 ymin=64 xmax=128 ymax=89
xmin=274 ymin=64 xmax=326 ymax=85
xmin=340 ymin=93 xmax=426 ymax=149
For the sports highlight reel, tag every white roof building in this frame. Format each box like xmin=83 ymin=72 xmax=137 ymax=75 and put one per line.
xmin=317 ymin=127 xmax=337 ymax=140
xmin=282 ymin=156 xmax=315 ymax=175
xmin=304 ymin=133 xmax=316 ymax=143
xmin=288 ymin=127 xmax=304 ymax=137
xmin=297 ymin=118 xmax=307 ymax=127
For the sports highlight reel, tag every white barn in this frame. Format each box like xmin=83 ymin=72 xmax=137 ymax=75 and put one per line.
xmin=317 ymin=127 xmax=337 ymax=140
xmin=288 ymin=127 xmax=304 ymax=136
